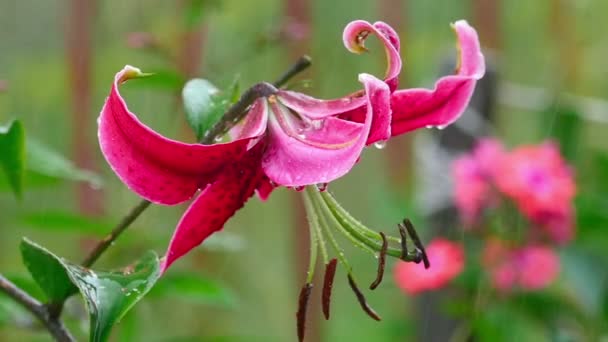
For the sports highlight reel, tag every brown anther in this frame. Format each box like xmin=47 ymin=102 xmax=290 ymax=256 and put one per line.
xmin=322 ymin=259 xmax=338 ymax=320
xmin=369 ymin=232 xmax=387 ymax=290
xmin=402 ymin=219 xmax=430 ymax=269
xmin=347 ymin=274 xmax=381 ymax=321
xmin=296 ymin=283 xmax=313 ymax=342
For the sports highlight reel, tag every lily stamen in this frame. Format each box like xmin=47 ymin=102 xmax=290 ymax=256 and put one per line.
xmin=347 ymin=274 xmax=382 ymax=321
xmin=370 ymin=232 xmax=388 ymax=290
xmin=322 ymin=259 xmax=338 ymax=320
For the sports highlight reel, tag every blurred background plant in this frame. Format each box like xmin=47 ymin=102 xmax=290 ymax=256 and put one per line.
xmin=1 ymin=0 xmax=608 ymax=341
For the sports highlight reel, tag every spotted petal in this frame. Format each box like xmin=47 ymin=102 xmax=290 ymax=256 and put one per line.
xmin=262 ymin=74 xmax=390 ymax=186
xmin=98 ymin=66 xmax=252 ymax=205
xmin=161 ymin=142 xmax=266 ymax=272
xmin=390 ymin=20 xmax=485 ymax=136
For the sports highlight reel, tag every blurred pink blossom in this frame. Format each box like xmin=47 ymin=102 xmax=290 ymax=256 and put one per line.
xmin=495 ymin=142 xmax=576 ymax=243
xmin=394 ymin=239 xmax=464 ymax=295
xmin=452 ymin=138 xmax=504 ymax=224
xmin=453 ymin=139 xmax=576 ymax=243
xmin=483 ymin=240 xmax=560 ymax=291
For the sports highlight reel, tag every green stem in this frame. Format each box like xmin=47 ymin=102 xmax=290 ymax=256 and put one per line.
xmin=305 ymin=188 xmax=352 ymax=272
xmin=302 ymin=190 xmax=328 ymax=265
xmin=320 ymin=191 xmax=400 ymax=244
xmin=310 ymin=188 xmax=377 ymax=256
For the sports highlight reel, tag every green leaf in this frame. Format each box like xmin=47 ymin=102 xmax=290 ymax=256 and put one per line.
xmin=20 ymin=238 xmax=160 ymax=342
xmin=0 ymin=120 xmax=25 ymax=198
xmin=63 ymin=251 xmax=160 ymax=342
xmin=19 ymin=211 xmax=114 ymax=236
xmin=182 ymin=77 xmax=239 ymax=141
xmin=26 ymin=139 xmax=103 ymax=188
xmin=20 ymin=238 xmax=77 ymax=303
xmin=149 ymin=273 xmax=236 ymax=308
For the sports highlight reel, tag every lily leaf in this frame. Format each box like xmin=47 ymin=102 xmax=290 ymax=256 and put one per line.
xmin=63 ymin=251 xmax=161 ymax=342
xmin=182 ymin=77 xmax=239 ymax=141
xmin=20 ymin=238 xmax=161 ymax=342
xmin=0 ymin=120 xmax=25 ymax=198
xmin=26 ymin=138 xmax=103 ymax=188
xmin=19 ymin=211 xmax=114 ymax=236
xmin=20 ymin=239 xmax=77 ymax=303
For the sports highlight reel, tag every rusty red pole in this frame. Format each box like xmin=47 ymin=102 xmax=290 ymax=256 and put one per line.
xmin=66 ymin=0 xmax=103 ymax=215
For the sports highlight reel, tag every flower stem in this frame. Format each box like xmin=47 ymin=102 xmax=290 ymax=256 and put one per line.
xmin=302 ymin=188 xmax=328 ymax=265
xmin=305 ymin=187 xmax=352 ymax=272
xmin=0 ymin=274 xmax=75 ymax=342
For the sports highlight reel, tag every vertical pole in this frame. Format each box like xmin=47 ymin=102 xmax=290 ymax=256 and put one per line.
xmin=66 ymin=0 xmax=103 ymax=215
xmin=176 ymin=0 xmax=208 ymax=140
xmin=379 ymin=0 xmax=413 ymax=194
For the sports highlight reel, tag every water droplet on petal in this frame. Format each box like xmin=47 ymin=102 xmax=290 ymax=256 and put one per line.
xmin=425 ymin=125 xmax=433 ymax=129
xmin=374 ymin=140 xmax=387 ymax=149
xmin=294 ymin=186 xmax=305 ymax=192
xmin=316 ymin=183 xmax=328 ymax=192
xmin=214 ymin=136 xmax=223 ymax=143
xmin=310 ymin=119 xmax=323 ymax=130
xmin=437 ymin=124 xmax=447 ymax=130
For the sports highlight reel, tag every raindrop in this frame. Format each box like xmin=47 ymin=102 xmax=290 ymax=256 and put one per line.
xmin=310 ymin=120 xmax=323 ymax=130
xmin=316 ymin=183 xmax=328 ymax=192
xmin=425 ymin=125 xmax=433 ymax=129
xmin=374 ymin=140 xmax=387 ymax=149
xmin=214 ymin=136 xmax=223 ymax=143
xmin=294 ymin=186 xmax=305 ymax=192
xmin=437 ymin=124 xmax=447 ymax=130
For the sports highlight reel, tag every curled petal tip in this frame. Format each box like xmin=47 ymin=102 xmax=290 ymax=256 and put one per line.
xmin=117 ymin=65 xmax=154 ymax=83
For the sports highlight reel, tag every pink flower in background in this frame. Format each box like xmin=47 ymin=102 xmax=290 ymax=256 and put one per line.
xmin=452 ymin=139 xmax=576 ymax=243
xmin=452 ymin=138 xmax=504 ymax=223
xmin=482 ymin=240 xmax=560 ymax=291
xmin=394 ymin=239 xmax=464 ymax=295
xmin=98 ymin=19 xmax=485 ymax=272
xmin=495 ymin=142 xmax=576 ymax=243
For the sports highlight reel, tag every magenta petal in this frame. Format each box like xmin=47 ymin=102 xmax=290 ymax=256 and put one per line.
xmin=276 ymin=90 xmax=367 ymax=119
xmin=229 ymin=99 xmax=269 ymax=140
xmin=342 ymin=20 xmax=402 ymax=90
xmin=161 ymin=143 xmax=265 ymax=272
xmin=98 ymin=66 xmax=252 ymax=205
xmin=390 ymin=20 xmax=485 ymax=136
xmin=262 ymin=74 xmax=390 ymax=186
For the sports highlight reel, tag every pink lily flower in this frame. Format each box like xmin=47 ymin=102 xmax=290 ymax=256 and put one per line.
xmin=98 ymin=19 xmax=484 ymax=272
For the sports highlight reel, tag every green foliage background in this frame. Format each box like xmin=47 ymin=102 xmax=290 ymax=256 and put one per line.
xmin=1 ymin=0 xmax=608 ymax=341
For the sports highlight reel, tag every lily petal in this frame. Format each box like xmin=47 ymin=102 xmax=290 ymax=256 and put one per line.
xmin=390 ymin=20 xmax=485 ymax=136
xmin=343 ymin=20 xmax=402 ymax=90
xmin=98 ymin=66 xmax=251 ymax=205
xmin=161 ymin=142 xmax=266 ymax=272
xmin=262 ymin=74 xmax=390 ymax=186
xmin=276 ymin=90 xmax=367 ymax=119
xmin=229 ymin=98 xmax=269 ymax=141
